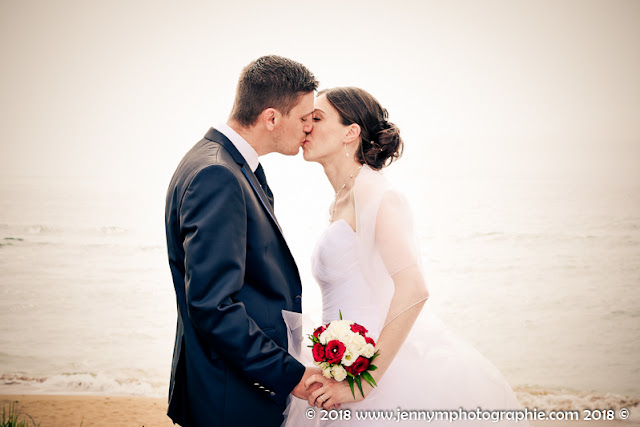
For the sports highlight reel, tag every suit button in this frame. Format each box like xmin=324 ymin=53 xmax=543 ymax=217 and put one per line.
xmin=270 ymin=392 xmax=276 ymax=396
xmin=294 ymin=295 xmax=302 ymax=302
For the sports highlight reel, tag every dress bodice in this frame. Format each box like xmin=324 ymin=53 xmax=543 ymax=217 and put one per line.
xmin=311 ymin=219 xmax=382 ymax=339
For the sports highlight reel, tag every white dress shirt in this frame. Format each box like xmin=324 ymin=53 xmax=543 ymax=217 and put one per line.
xmin=216 ymin=123 xmax=260 ymax=173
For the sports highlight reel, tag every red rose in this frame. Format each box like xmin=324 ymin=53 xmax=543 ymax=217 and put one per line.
xmin=312 ymin=343 xmax=326 ymax=362
xmin=345 ymin=356 xmax=370 ymax=376
xmin=365 ymin=336 xmax=375 ymax=346
xmin=350 ymin=323 xmax=368 ymax=336
xmin=325 ymin=340 xmax=346 ymax=364
xmin=313 ymin=326 xmax=326 ymax=340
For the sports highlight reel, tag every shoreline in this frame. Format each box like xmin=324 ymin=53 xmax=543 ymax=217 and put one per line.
xmin=2 ymin=394 xmax=639 ymax=427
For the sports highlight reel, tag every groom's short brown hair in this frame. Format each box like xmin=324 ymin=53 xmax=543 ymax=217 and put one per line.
xmin=230 ymin=55 xmax=318 ymax=127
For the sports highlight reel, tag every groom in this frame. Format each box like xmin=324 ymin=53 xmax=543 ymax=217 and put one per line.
xmin=165 ymin=55 xmax=320 ymax=426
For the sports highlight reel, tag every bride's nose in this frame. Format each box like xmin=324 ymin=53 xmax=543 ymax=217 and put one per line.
xmin=303 ymin=121 xmax=313 ymax=134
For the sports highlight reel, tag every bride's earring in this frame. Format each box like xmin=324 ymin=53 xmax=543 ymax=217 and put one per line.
xmin=344 ymin=143 xmax=349 ymax=157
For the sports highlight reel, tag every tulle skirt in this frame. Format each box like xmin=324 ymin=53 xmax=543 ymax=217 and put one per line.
xmin=281 ymin=304 xmax=530 ymax=426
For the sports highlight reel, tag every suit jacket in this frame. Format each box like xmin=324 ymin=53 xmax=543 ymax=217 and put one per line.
xmin=165 ymin=128 xmax=305 ymax=426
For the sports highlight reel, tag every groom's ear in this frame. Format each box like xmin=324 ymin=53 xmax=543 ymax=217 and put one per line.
xmin=344 ymin=123 xmax=361 ymax=143
xmin=260 ymin=108 xmax=279 ymax=131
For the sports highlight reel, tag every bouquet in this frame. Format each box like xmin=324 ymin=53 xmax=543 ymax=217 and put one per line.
xmin=308 ymin=310 xmax=379 ymax=398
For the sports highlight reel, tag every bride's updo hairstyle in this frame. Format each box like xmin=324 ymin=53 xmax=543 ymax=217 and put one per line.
xmin=319 ymin=87 xmax=403 ymax=170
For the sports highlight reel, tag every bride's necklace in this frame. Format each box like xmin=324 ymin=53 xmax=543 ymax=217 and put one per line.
xmin=329 ymin=166 xmax=362 ymax=223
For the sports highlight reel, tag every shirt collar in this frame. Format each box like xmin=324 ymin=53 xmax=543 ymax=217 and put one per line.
xmin=216 ymin=123 xmax=260 ymax=172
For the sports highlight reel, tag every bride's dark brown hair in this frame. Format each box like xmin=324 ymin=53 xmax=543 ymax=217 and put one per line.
xmin=318 ymin=87 xmax=403 ymax=170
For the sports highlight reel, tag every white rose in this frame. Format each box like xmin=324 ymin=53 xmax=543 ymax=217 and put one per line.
xmin=331 ymin=365 xmax=348 ymax=382
xmin=341 ymin=348 xmax=357 ymax=366
xmin=327 ymin=320 xmax=351 ymax=340
xmin=352 ymin=334 xmax=367 ymax=352
xmin=320 ymin=328 xmax=341 ymax=344
xmin=322 ymin=366 xmax=332 ymax=379
xmin=344 ymin=340 xmax=361 ymax=357
xmin=318 ymin=330 xmax=329 ymax=345
xmin=339 ymin=330 xmax=358 ymax=347
xmin=361 ymin=343 xmax=375 ymax=358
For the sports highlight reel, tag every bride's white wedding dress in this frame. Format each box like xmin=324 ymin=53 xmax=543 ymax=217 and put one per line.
xmin=282 ymin=166 xmax=529 ymax=426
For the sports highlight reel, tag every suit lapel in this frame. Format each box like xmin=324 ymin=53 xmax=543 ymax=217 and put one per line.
xmin=241 ymin=165 xmax=282 ymax=234
xmin=204 ymin=128 xmax=283 ymax=234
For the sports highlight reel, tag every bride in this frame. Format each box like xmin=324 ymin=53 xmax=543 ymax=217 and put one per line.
xmin=283 ymin=87 xmax=529 ymax=426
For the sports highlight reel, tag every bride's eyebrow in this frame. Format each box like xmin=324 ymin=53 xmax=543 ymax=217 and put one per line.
xmin=313 ymin=109 xmax=325 ymax=115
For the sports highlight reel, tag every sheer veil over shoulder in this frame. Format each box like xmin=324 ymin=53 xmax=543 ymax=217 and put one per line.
xmin=283 ymin=165 xmax=529 ymax=426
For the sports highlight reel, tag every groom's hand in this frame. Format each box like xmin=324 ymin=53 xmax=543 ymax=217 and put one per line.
xmin=291 ymin=367 xmax=323 ymax=400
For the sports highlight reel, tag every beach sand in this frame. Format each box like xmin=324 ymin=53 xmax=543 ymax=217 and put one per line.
xmin=0 ymin=395 xmax=174 ymax=427
xmin=2 ymin=394 xmax=639 ymax=426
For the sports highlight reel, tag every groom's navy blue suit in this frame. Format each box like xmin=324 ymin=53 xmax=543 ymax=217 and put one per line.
xmin=165 ymin=128 xmax=305 ymax=426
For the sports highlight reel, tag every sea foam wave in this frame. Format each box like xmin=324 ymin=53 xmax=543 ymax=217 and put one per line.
xmin=0 ymin=373 xmax=166 ymax=398
xmin=0 ymin=223 xmax=129 ymax=236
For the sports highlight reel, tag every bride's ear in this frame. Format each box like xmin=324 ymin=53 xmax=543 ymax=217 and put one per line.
xmin=344 ymin=123 xmax=361 ymax=143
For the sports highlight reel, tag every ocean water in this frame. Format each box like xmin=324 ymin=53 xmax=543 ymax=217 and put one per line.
xmin=0 ymin=169 xmax=638 ymax=417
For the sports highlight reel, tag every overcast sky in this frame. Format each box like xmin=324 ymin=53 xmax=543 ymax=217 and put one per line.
xmin=1 ymin=0 xmax=639 ymax=190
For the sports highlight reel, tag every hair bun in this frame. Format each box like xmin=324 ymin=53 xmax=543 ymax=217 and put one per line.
xmin=371 ymin=119 xmax=390 ymax=136
xmin=370 ymin=121 xmax=402 ymax=169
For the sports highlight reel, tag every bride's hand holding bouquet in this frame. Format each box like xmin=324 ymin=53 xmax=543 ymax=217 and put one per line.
xmin=304 ymin=311 xmax=379 ymax=409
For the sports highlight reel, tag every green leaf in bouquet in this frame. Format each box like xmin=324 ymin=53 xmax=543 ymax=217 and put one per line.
xmin=355 ymin=375 xmax=364 ymax=398
xmin=370 ymin=350 xmax=380 ymax=361
xmin=368 ymin=364 xmax=378 ymax=371
xmin=347 ymin=376 xmax=355 ymax=399
xmin=362 ymin=371 xmax=377 ymax=388
xmin=339 ymin=309 xmax=343 ymax=320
